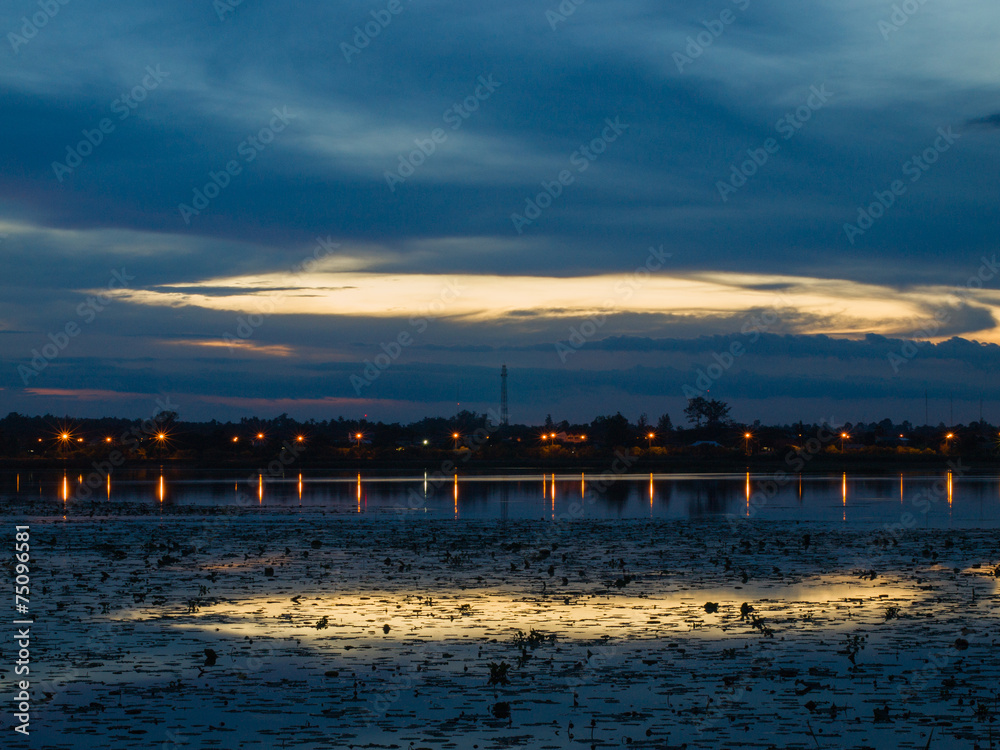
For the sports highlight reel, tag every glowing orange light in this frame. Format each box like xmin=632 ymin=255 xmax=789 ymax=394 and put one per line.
xmin=105 ymin=437 xmax=113 ymax=443
xmin=296 ymin=435 xmax=305 ymax=442
xmin=842 ymin=472 xmax=847 ymax=521
xmin=76 ymin=437 xmax=83 ymax=442
xmin=232 ymin=436 xmax=239 ymax=442
xmin=257 ymin=432 xmax=265 ymax=439
xmin=745 ymin=472 xmax=750 ymax=517
xmin=156 ymin=433 xmax=166 ymax=441
xmin=745 ymin=432 xmax=751 ymax=439
xmin=946 ymin=433 xmax=954 ymax=439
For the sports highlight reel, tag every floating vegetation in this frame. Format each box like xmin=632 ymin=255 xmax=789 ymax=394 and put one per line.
xmin=14 ymin=510 xmax=1000 ymax=749
xmin=512 ymin=629 xmax=557 ymax=649
xmin=488 ymin=661 xmax=512 ymax=686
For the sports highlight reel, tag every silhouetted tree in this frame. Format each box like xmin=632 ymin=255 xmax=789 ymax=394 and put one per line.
xmin=591 ymin=412 xmax=630 ymax=446
xmin=684 ymin=397 xmax=731 ymax=427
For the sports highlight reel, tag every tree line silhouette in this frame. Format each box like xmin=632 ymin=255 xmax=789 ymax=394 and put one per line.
xmin=1 ymin=398 xmax=996 ymax=462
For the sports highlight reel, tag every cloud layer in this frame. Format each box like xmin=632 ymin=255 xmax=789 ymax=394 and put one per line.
xmin=1 ymin=0 xmax=998 ymax=422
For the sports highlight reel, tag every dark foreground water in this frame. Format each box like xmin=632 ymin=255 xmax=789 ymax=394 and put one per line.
xmin=3 ymin=468 xmax=998 ymax=526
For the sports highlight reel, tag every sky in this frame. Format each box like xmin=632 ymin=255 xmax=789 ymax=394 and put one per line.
xmin=1 ymin=0 xmax=999 ymax=426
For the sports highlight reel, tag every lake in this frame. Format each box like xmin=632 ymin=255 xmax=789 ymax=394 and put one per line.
xmin=4 ymin=468 xmax=998 ymax=526
xmin=7 ymin=468 xmax=1000 ymax=750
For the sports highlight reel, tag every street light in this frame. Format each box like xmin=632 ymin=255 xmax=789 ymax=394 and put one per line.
xmin=355 ymin=432 xmax=363 ymax=449
xmin=840 ymin=432 xmax=849 ymax=452
xmin=945 ymin=432 xmax=954 ymax=453
xmin=744 ymin=432 xmax=752 ymax=455
xmin=57 ymin=431 xmax=72 ymax=455
xmin=648 ymin=432 xmax=655 ymax=450
xmin=452 ymin=432 xmax=460 ymax=450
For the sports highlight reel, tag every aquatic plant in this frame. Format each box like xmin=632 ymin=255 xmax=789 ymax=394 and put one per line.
xmin=487 ymin=660 xmax=511 ymax=686
xmin=512 ymin=629 xmax=556 ymax=649
xmin=840 ymin=633 xmax=868 ymax=664
xmin=749 ymin=614 xmax=774 ymax=637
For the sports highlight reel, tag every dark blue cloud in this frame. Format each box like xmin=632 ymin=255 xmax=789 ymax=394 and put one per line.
xmin=2 ymin=0 xmax=1000 ymax=420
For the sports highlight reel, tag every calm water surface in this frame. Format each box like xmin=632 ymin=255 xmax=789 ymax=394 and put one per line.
xmin=4 ymin=469 xmax=999 ymax=527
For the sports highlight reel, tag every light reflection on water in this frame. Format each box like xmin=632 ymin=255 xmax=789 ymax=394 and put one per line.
xmin=5 ymin=470 xmax=1000 ymax=526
